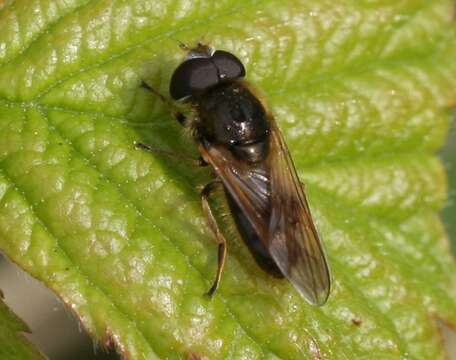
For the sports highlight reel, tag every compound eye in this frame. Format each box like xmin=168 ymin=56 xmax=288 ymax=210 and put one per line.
xmin=169 ymin=58 xmax=218 ymax=100
xmin=212 ymin=50 xmax=246 ymax=80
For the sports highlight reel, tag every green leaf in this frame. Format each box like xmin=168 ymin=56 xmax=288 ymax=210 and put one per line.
xmin=0 ymin=0 xmax=455 ymax=358
xmin=0 ymin=293 xmax=43 ymax=359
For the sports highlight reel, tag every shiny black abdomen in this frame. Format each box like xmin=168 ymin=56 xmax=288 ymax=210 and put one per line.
xmin=225 ymin=190 xmax=283 ymax=278
xmin=197 ymin=82 xmax=270 ymax=163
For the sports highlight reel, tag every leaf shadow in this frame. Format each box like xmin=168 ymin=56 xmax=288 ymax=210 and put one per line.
xmin=128 ymin=56 xmax=213 ymax=197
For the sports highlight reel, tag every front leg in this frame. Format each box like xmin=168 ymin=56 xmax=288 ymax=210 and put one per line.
xmin=140 ymin=81 xmax=187 ymax=126
xmin=201 ymin=179 xmax=227 ymax=297
xmin=135 ymin=142 xmax=207 ymax=167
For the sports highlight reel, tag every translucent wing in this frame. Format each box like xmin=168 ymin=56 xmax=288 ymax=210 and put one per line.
xmin=199 ymin=141 xmax=271 ymax=242
xmin=199 ymin=119 xmax=331 ymax=305
xmin=268 ymin=119 xmax=331 ymax=305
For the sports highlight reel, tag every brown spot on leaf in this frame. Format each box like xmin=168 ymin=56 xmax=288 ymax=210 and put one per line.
xmin=187 ymin=352 xmax=207 ymax=360
xmin=352 ymin=318 xmax=362 ymax=327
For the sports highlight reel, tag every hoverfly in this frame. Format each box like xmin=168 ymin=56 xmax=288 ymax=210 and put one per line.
xmin=138 ymin=44 xmax=331 ymax=305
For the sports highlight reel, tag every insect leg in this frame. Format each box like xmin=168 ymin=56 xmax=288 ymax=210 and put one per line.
xmin=177 ymin=40 xmax=190 ymax=51
xmin=140 ymin=81 xmax=187 ymax=125
xmin=135 ymin=142 xmax=207 ymax=167
xmin=201 ymin=179 xmax=227 ymax=297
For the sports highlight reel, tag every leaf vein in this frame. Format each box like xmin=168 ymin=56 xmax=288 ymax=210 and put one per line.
xmin=41 ymin=108 xmax=283 ymax=359
xmin=0 ymin=165 xmax=160 ymax=360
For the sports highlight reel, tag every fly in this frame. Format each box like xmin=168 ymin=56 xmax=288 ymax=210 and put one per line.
xmin=138 ymin=44 xmax=331 ymax=305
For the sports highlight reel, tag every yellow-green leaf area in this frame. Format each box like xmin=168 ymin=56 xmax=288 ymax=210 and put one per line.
xmin=0 ymin=0 xmax=455 ymax=359
xmin=0 ymin=296 xmax=43 ymax=359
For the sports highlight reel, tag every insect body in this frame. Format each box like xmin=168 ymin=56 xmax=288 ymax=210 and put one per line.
xmin=142 ymin=44 xmax=331 ymax=305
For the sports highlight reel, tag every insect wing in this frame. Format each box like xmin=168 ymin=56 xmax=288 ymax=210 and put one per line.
xmin=268 ymin=120 xmax=331 ymax=305
xmin=199 ymin=120 xmax=331 ymax=305
xmin=199 ymin=141 xmax=270 ymax=241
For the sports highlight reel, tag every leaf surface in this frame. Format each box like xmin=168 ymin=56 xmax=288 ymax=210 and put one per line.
xmin=0 ymin=0 xmax=456 ymax=358
xmin=0 ymin=293 xmax=43 ymax=359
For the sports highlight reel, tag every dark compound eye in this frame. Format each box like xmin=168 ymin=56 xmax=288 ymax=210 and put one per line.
xmin=211 ymin=50 xmax=246 ymax=81
xmin=169 ymin=49 xmax=247 ymax=101
xmin=169 ymin=58 xmax=218 ymax=100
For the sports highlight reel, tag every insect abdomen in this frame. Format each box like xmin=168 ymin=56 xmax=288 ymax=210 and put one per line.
xmin=225 ymin=190 xmax=283 ymax=278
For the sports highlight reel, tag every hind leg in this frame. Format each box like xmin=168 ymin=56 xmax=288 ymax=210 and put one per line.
xmin=201 ymin=180 xmax=227 ymax=297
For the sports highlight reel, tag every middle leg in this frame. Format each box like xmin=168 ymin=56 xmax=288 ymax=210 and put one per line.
xmin=201 ymin=179 xmax=228 ymax=297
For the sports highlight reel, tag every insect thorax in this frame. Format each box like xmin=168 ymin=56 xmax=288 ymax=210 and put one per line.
xmin=196 ymin=82 xmax=270 ymax=162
